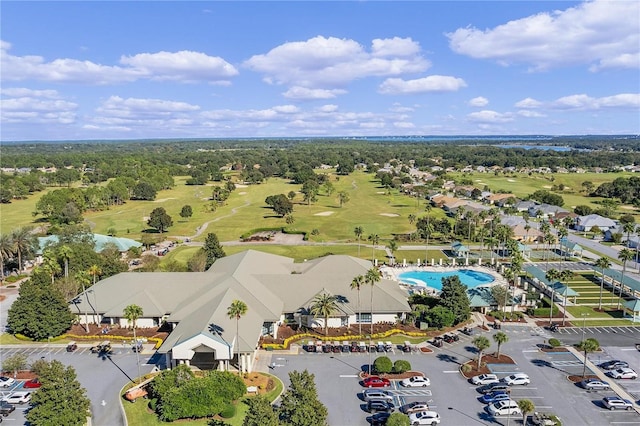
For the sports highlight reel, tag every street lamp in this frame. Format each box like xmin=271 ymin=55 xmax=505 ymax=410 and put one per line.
xmin=48 ymin=336 xmax=52 ymax=362
xmin=581 ymin=313 xmax=589 ymax=342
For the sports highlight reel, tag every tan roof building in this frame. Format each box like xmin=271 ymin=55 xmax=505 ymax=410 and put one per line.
xmin=71 ymin=250 xmax=410 ymax=373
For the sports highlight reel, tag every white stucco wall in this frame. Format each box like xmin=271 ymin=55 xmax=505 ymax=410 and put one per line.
xmin=172 ymin=334 xmax=232 ymax=361
xmin=117 ymin=318 xmax=156 ymax=328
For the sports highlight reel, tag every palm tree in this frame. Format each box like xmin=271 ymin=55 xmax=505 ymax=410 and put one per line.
xmin=424 ymin=204 xmax=432 ymax=263
xmin=337 ymin=191 xmax=350 ymax=207
xmin=623 ymin=222 xmax=635 ymax=250
xmin=368 ymin=234 xmax=379 ymax=263
xmin=559 ymin=269 xmax=574 ymax=326
xmin=386 ymin=240 xmax=397 ymax=265
xmin=577 ymin=338 xmax=600 ymax=378
xmin=408 ymin=214 xmax=416 ymax=225
xmin=472 ymin=336 xmax=491 ymax=369
xmin=58 ymin=245 xmax=73 ymax=278
xmin=0 ymin=233 xmax=14 ymax=281
xmin=365 ymin=268 xmax=381 ymax=375
xmin=123 ymin=304 xmax=144 ymax=383
xmin=227 ymin=299 xmax=248 ymax=372
xmin=310 ymin=292 xmax=338 ymax=335
xmin=545 ymin=268 xmax=561 ymax=326
xmin=617 ymin=249 xmax=634 ymax=309
xmin=11 ymin=227 xmax=36 ymax=273
xmin=595 ymin=257 xmax=611 ymax=310
xmin=493 ymin=331 xmax=509 ymax=358
xmin=518 ymin=399 xmax=536 ymax=425
xmin=88 ymin=264 xmax=101 ymax=287
xmin=543 ymin=232 xmax=555 ymax=269
xmin=636 ymin=224 xmax=640 ymax=274
xmin=350 ymin=275 xmax=365 ymax=336
xmin=41 ymin=252 xmax=61 ymax=285
xmin=501 ymin=268 xmax=514 ymax=321
xmin=354 ymin=226 xmax=363 ymax=257
xmin=557 ymin=226 xmax=568 ymax=260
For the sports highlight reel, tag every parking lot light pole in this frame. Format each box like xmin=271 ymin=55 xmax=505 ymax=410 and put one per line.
xmin=48 ymin=336 xmax=52 ymax=362
xmin=581 ymin=313 xmax=589 ymax=342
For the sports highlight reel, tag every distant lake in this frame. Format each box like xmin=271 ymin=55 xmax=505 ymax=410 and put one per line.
xmin=496 ymin=144 xmax=572 ymax=151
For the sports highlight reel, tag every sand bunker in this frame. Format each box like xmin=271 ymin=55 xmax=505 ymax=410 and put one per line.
xmin=142 ymin=216 xmax=150 ymax=222
xmin=507 ymin=179 xmax=516 ymax=182
xmin=314 ymin=211 xmax=334 ymax=216
xmin=235 ymin=184 xmax=249 ymax=188
xmin=154 ymin=198 xmax=176 ymax=202
xmin=543 ymin=185 xmax=552 ymax=189
xmin=376 ymin=191 xmax=386 ymax=194
xmin=238 ymin=192 xmax=247 ymax=195
xmin=380 ymin=213 xmax=400 ymax=217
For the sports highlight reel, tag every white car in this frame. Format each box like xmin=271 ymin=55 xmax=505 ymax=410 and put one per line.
xmin=401 ymin=375 xmax=431 ymax=387
xmin=405 ymin=402 xmax=430 ymax=414
xmin=471 ymin=374 xmax=499 ymax=385
xmin=3 ymin=392 xmax=31 ymax=404
xmin=607 ymin=368 xmax=638 ymax=380
xmin=485 ymin=400 xmax=522 ymax=416
xmin=501 ymin=373 xmax=530 ymax=386
xmin=0 ymin=377 xmax=16 ymax=388
xmin=408 ymin=410 xmax=441 ymax=425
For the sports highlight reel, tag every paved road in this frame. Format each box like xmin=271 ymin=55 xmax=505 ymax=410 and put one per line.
xmin=568 ymin=233 xmax=640 ymax=278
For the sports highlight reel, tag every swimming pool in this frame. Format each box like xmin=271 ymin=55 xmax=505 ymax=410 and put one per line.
xmin=398 ymin=269 xmax=495 ymax=290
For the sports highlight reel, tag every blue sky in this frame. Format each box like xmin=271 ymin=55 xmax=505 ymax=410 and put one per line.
xmin=1 ymin=0 xmax=639 ymax=141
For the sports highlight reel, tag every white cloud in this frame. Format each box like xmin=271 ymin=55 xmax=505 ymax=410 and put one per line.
xmin=467 ymin=96 xmax=489 ymax=107
xmin=282 ymin=86 xmax=347 ymax=100
xmin=97 ymin=96 xmax=200 ymax=117
xmin=272 ymin=105 xmax=299 ymax=113
xmin=515 ymin=97 xmax=543 ymax=109
xmin=447 ymin=0 xmax=640 ymax=71
xmin=0 ymin=87 xmax=77 ymax=124
xmin=393 ymin=121 xmax=415 ymax=129
xmin=244 ymin=35 xmax=430 ymax=88
xmin=371 ymin=37 xmax=421 ymax=57
xmin=317 ymin=104 xmax=338 ymax=113
xmin=517 ymin=110 xmax=546 ymax=118
xmin=119 ymin=50 xmax=238 ymax=82
xmin=0 ymin=41 xmax=237 ymax=84
xmin=467 ymin=110 xmax=514 ymax=123
xmin=378 ymin=75 xmax=466 ymax=94
xmin=389 ymin=103 xmax=415 ymax=113
xmin=552 ymin=93 xmax=640 ymax=110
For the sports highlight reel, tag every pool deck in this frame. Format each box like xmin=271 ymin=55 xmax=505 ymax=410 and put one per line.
xmin=381 ymin=264 xmax=506 ymax=294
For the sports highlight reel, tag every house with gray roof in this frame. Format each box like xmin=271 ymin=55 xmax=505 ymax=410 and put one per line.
xmin=575 ymin=214 xmax=617 ymax=232
xmin=70 ymin=250 xmax=410 ymax=373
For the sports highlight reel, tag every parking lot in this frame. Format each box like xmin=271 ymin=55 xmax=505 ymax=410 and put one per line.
xmin=1 ymin=343 xmax=156 ymax=426
xmin=271 ymin=324 xmax=640 ymax=425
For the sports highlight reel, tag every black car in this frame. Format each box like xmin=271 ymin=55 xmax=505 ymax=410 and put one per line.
xmin=477 ymin=382 xmax=511 ymax=394
xmin=369 ymin=412 xmax=391 ymax=425
xmin=0 ymin=401 xmax=15 ymax=416
xmin=599 ymin=360 xmax=629 ymax=370
xmin=366 ymin=400 xmax=396 ymax=413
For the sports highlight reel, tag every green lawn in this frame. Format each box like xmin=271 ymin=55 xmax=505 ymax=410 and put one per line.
xmin=565 ymin=306 xmax=618 ymax=319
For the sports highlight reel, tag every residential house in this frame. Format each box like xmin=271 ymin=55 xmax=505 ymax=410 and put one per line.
xmin=575 ymin=214 xmax=617 ymax=233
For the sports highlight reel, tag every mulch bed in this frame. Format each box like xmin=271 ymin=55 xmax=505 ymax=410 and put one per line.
xmin=568 ymin=375 xmax=598 ymax=383
xmin=460 ymin=354 xmax=516 ymax=379
xmin=540 ymin=346 xmax=569 ymax=353
xmin=67 ymin=324 xmax=169 ymax=341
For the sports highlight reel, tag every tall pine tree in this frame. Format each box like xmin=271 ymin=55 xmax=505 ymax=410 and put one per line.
xmin=279 ymin=370 xmax=328 ymax=426
xmin=439 ymin=275 xmax=471 ymax=325
xmin=26 ymin=360 xmax=90 ymax=426
xmin=203 ymin=232 xmax=226 ymax=269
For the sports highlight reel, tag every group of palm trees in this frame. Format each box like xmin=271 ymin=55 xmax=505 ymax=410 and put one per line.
xmin=0 ymin=226 xmax=37 ymax=279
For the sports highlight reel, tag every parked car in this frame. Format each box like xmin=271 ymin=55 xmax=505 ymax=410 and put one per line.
xmin=501 ymin=373 xmax=530 ymax=386
xmin=478 ymin=391 xmax=510 ymax=405
xmin=23 ymin=378 xmax=41 ymax=389
xmin=403 ymin=341 xmax=412 ymax=352
xmin=363 ymin=376 xmax=391 ymax=388
xmin=461 ymin=327 xmax=474 ymax=336
xmin=485 ymin=400 xmax=521 ymax=416
xmin=578 ymin=378 xmax=610 ymax=391
xmin=2 ymin=392 xmax=31 ymax=405
xmin=366 ymin=400 xmax=395 ymax=413
xmin=443 ymin=334 xmax=459 ymax=343
xmin=400 ymin=375 xmax=431 ymax=387
xmin=0 ymin=401 xmax=15 ymax=416
xmin=607 ymin=368 xmax=638 ymax=380
xmin=368 ymin=412 xmax=391 ymax=425
xmin=405 ymin=402 xmax=430 ymax=414
xmin=362 ymin=389 xmax=394 ymax=402
xmin=599 ymin=360 xmax=629 ymax=370
xmin=90 ymin=340 xmax=113 ymax=354
xmin=477 ymin=382 xmax=511 ymax=394
xmin=431 ymin=337 xmax=443 ymax=348
xmin=471 ymin=374 xmax=499 ymax=385
xmin=66 ymin=341 xmax=78 ymax=352
xmin=0 ymin=377 xmax=15 ymax=388
xmin=407 ymin=410 xmax=441 ymax=425
xmin=602 ymin=396 xmax=634 ymax=410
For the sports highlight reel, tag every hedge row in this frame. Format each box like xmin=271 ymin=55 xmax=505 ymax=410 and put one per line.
xmin=13 ymin=333 xmax=164 ymax=349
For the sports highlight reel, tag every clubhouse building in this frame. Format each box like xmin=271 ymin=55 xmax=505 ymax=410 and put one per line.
xmin=70 ymin=250 xmax=410 ymax=372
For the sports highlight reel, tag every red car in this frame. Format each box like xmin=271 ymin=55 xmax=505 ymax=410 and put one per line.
xmin=363 ymin=376 xmax=391 ymax=388
xmin=23 ymin=378 xmax=42 ymax=389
